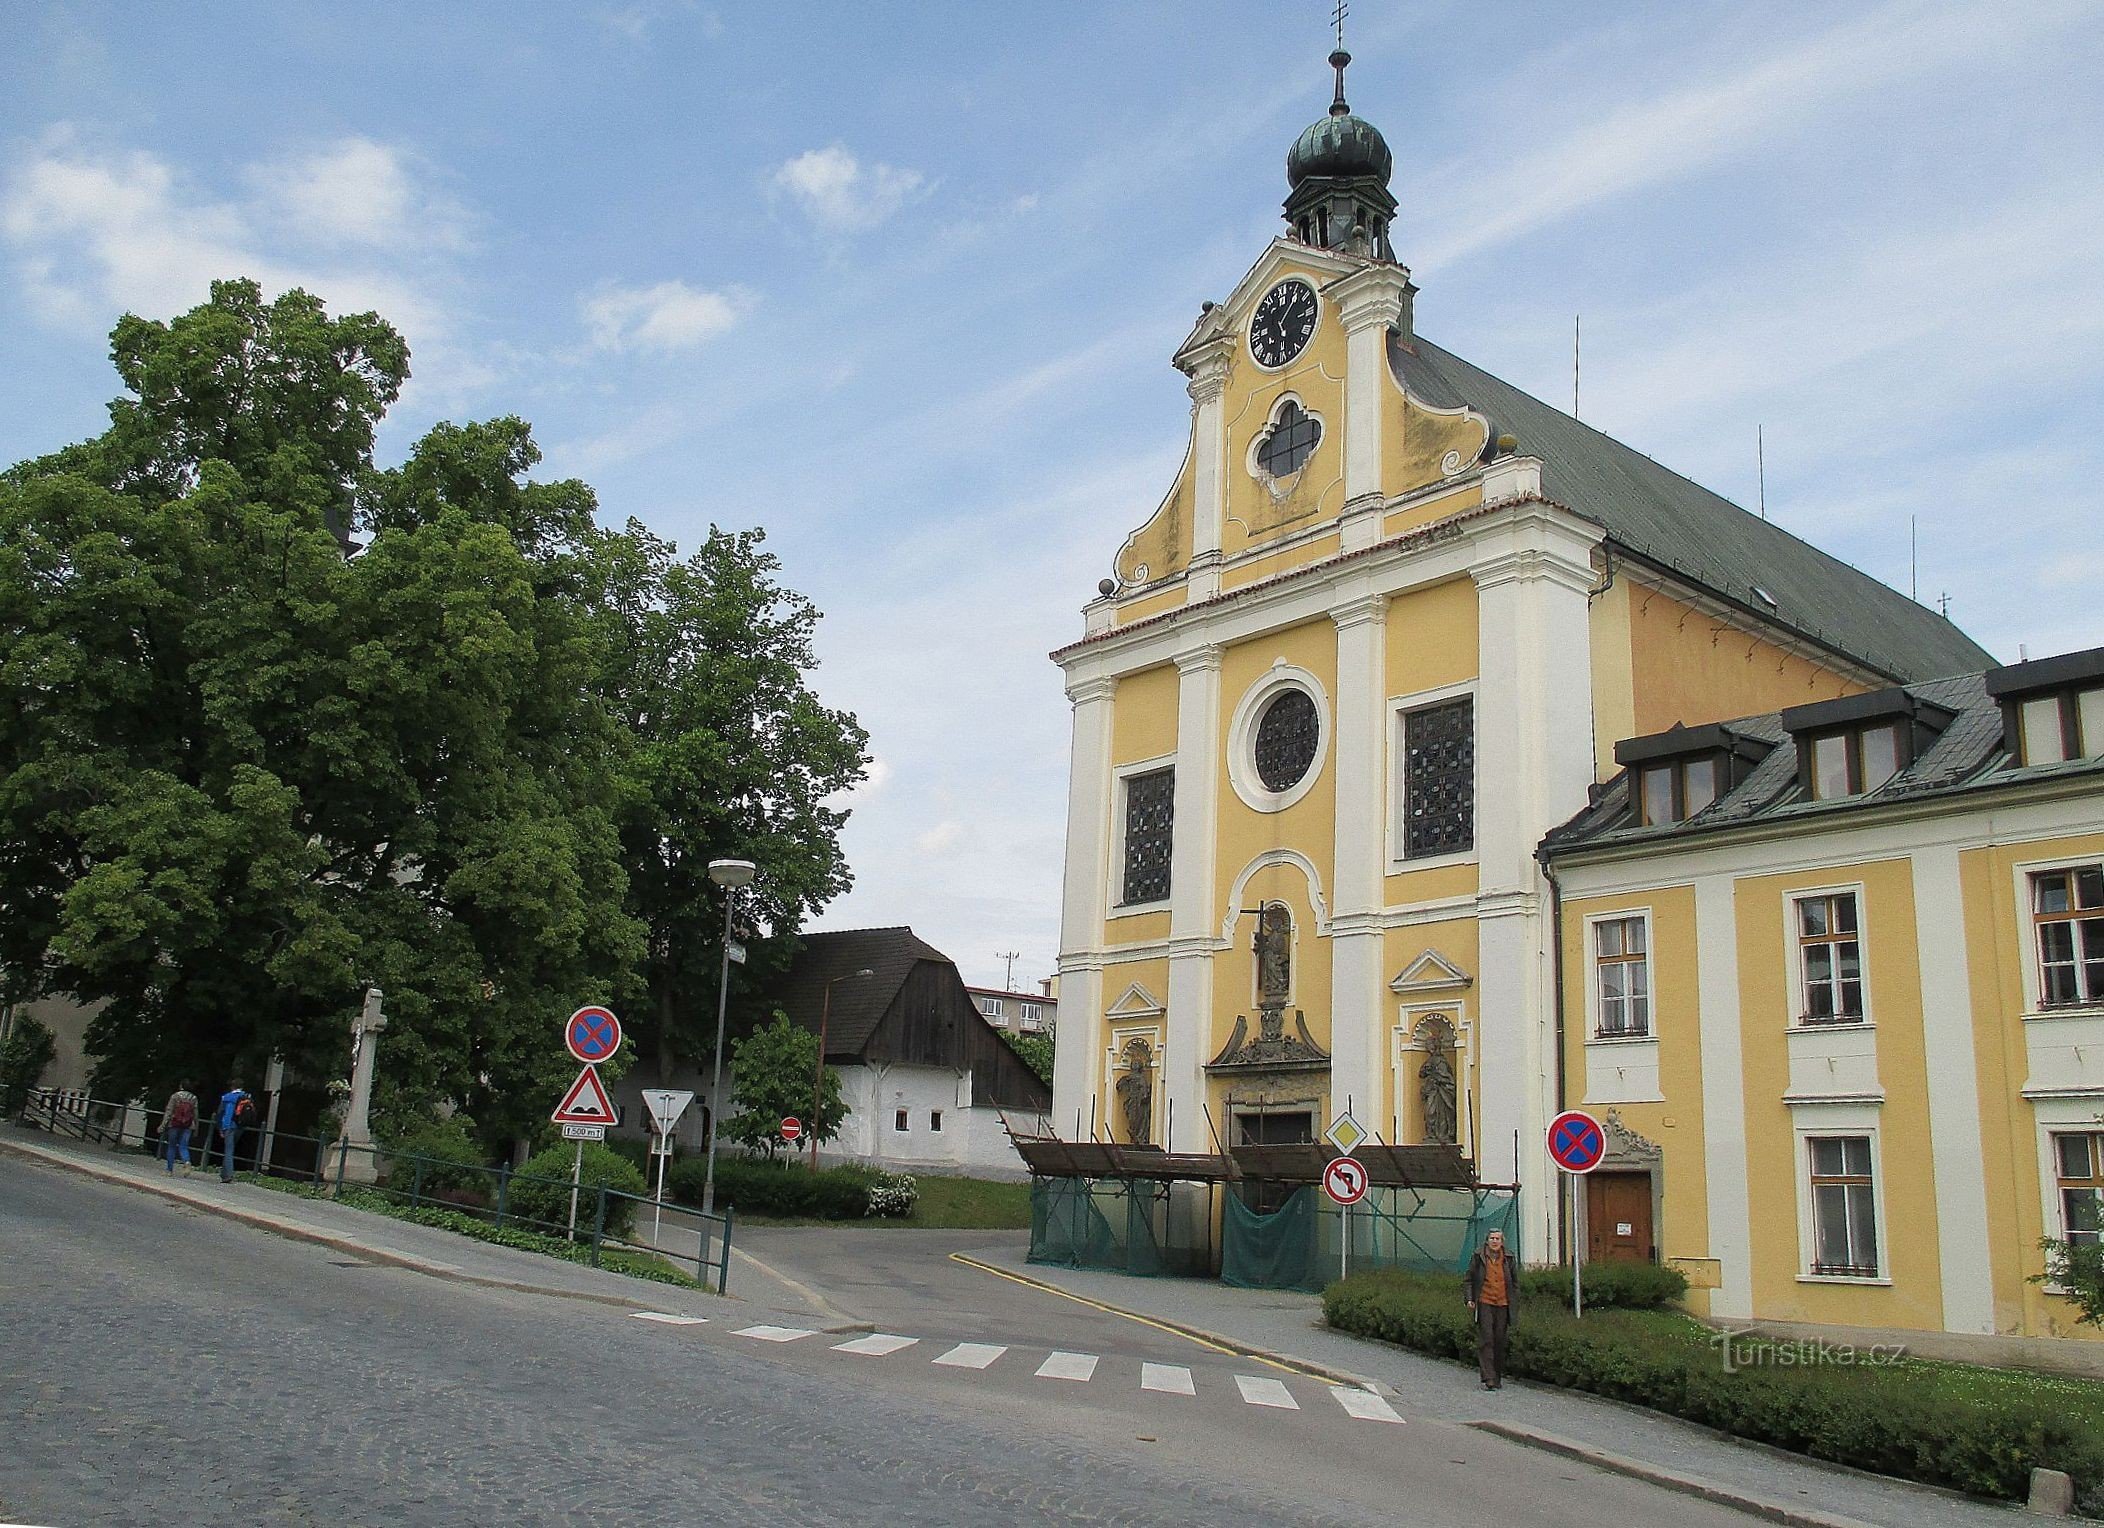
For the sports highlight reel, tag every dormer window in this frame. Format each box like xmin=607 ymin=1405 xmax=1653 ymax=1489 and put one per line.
xmin=1613 ymin=722 xmax=1772 ymax=827
xmin=1780 ymin=688 xmax=1954 ymax=803
xmin=1807 ymin=723 xmax=1902 ymax=800
xmin=1986 ymin=646 xmax=2104 ymax=768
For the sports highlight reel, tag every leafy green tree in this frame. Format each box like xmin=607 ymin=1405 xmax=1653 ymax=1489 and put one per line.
xmin=2038 ymin=1237 xmax=2104 ymax=1329
xmin=0 ymin=278 xmax=863 ymax=1157
xmin=0 ymin=1016 xmax=56 ymax=1114
xmin=1002 ymin=1028 xmax=1054 ymax=1087
xmin=724 ymin=1013 xmax=844 ymax=1158
xmin=595 ymin=525 xmax=868 ymax=1085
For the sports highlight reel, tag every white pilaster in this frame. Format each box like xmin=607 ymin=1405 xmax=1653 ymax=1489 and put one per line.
xmin=1695 ymin=872 xmax=1755 ymax=1318
xmin=1911 ymin=844 xmax=1996 ymax=1334
xmin=1469 ymin=509 xmax=1602 ymax=1257
xmin=1328 ymin=590 xmax=1388 ymax=1125
xmin=1328 ymin=265 xmax=1409 ymax=515
xmin=1179 ymin=338 xmax=1233 ymax=602
xmin=1164 ymin=644 xmax=1223 ymax=1152
xmin=1053 ymin=672 xmax=1115 ymax=1138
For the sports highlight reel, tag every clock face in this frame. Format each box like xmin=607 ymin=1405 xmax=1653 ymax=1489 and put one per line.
xmin=1249 ymin=279 xmax=1318 ymax=369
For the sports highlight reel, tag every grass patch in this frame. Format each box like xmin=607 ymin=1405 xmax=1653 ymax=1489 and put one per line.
xmin=1325 ymin=1268 xmax=2104 ymax=1512
xmin=236 ymin=1172 xmax=707 ymax=1290
xmin=731 ymin=1173 xmax=1033 ymax=1229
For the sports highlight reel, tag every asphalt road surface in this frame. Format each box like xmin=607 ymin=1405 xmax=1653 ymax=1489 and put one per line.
xmin=0 ymin=1160 xmax=1764 ymax=1526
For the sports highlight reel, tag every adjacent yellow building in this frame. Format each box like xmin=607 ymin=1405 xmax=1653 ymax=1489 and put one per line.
xmin=1048 ymin=48 xmax=1990 ymax=1265
xmin=1545 ymin=648 xmax=2104 ymax=1340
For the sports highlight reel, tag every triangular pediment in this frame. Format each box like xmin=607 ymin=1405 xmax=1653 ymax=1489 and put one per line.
xmin=1106 ymin=981 xmax=1165 ymax=1018
xmin=1390 ymin=950 xmax=1473 ymax=994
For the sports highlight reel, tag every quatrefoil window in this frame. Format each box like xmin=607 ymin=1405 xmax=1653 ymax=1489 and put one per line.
xmin=1256 ymin=400 xmax=1321 ymax=478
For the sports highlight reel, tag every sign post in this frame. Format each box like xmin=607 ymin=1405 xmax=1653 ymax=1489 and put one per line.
xmin=552 ymin=1015 xmax=621 ymax=1238
xmin=780 ymin=1116 xmax=803 ymax=1147
xmin=1323 ymin=1108 xmax=1369 ymax=1281
xmin=1546 ymin=1109 xmax=1606 ymax=1319
xmin=639 ymin=1088 xmax=694 ymax=1242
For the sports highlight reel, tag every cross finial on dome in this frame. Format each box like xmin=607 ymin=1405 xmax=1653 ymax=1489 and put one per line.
xmin=1330 ymin=0 xmax=1352 ymax=115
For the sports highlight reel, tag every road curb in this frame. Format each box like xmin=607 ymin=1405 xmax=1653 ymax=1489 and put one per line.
xmin=0 ymin=1135 xmax=697 ymax=1315
xmin=946 ymin=1252 xmax=1385 ymax=1389
xmin=1468 ymin=1421 xmax=1878 ymax=1528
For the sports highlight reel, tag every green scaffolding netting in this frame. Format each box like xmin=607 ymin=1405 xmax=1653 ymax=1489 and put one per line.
xmin=1222 ymin=1183 xmax=1521 ymax=1292
xmin=1027 ymin=1176 xmax=1215 ymax=1277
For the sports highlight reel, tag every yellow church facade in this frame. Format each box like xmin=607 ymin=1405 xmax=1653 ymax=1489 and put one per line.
xmin=1048 ymin=51 xmax=1991 ymax=1266
xmin=1544 ymin=649 xmax=2104 ymax=1341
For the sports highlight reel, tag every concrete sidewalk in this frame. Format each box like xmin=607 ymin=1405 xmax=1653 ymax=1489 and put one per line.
xmin=959 ymin=1247 xmax=2029 ymax=1528
xmin=0 ymin=1124 xmax=834 ymax=1323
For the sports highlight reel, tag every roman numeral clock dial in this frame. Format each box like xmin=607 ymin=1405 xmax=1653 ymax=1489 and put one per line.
xmin=1249 ymin=278 xmax=1318 ymax=369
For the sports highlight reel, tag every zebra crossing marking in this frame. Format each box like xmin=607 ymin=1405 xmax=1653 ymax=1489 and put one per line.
xmin=1235 ymin=1375 xmax=1299 ymax=1409
xmin=1035 ymin=1350 xmax=1099 ymax=1381
xmin=1140 ymin=1362 xmax=1195 ymax=1395
xmin=631 ymin=1312 xmax=707 ymax=1325
xmin=832 ymin=1333 xmax=920 ymax=1356
xmin=733 ymin=1324 xmax=816 ymax=1342
xmin=1330 ymin=1387 xmax=1404 ymax=1424
xmin=932 ymin=1342 xmax=1007 ymax=1369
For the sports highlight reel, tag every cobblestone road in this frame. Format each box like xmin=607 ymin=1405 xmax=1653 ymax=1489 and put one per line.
xmin=0 ymin=1159 xmax=1760 ymax=1527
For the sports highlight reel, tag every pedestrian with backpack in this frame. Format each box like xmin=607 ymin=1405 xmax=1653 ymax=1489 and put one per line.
xmin=218 ymin=1080 xmax=255 ymax=1183
xmin=161 ymin=1082 xmax=198 ymax=1173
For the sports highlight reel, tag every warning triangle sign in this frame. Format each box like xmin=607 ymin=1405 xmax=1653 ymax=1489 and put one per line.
xmin=552 ymin=1064 xmax=618 ymax=1126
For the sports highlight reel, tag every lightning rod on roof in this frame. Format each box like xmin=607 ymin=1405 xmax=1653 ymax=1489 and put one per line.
xmin=1910 ymin=516 xmax=1918 ymax=602
xmin=1573 ymin=314 xmax=1581 ymax=420
xmin=1757 ymin=425 xmax=1766 ymax=520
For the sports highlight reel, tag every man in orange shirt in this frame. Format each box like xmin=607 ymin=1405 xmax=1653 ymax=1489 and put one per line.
xmin=1464 ymin=1228 xmax=1518 ymax=1389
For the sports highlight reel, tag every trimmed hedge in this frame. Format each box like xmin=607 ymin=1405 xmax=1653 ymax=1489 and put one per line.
xmin=664 ymin=1155 xmax=917 ymax=1219
xmin=382 ymin=1116 xmax=493 ymax=1196
xmin=1324 ymin=1269 xmax=2104 ymax=1510
xmin=507 ymin=1142 xmax=648 ymax=1237
xmin=1518 ymin=1260 xmax=1688 ymax=1311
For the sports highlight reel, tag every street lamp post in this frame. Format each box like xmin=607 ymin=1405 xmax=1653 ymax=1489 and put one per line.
xmin=812 ymin=968 xmax=874 ymax=1170
xmin=701 ymin=857 xmax=756 ymax=1217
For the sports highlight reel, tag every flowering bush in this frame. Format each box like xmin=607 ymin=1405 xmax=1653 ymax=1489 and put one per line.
xmin=865 ymin=1172 xmax=918 ymax=1218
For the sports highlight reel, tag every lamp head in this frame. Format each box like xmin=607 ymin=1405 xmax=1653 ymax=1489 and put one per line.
xmin=707 ymin=858 xmax=757 ymax=890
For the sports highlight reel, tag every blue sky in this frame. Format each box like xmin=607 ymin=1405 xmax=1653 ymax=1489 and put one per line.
xmin=5 ymin=1 xmax=2101 ymax=992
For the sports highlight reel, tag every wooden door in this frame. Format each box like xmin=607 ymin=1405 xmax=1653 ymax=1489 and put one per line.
xmin=1586 ymin=1171 xmax=1654 ymax=1263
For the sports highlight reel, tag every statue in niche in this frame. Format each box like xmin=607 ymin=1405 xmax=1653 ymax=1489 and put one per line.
xmin=1116 ymin=1037 xmax=1155 ymax=1146
xmin=1254 ymin=904 xmax=1292 ymax=1040
xmin=1415 ymin=1015 xmax=1459 ymax=1146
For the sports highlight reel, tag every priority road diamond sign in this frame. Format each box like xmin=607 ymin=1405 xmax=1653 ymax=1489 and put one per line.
xmin=1323 ymin=1110 xmax=1369 ymax=1157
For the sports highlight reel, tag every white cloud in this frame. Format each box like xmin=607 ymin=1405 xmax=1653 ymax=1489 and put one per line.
xmin=582 ymin=279 xmax=744 ymax=352
xmin=771 ymin=145 xmax=926 ymax=233
xmin=1 ymin=127 xmax=488 ymax=411
xmin=913 ymin=820 xmax=966 ymax=856
xmin=1408 ymin=1 xmax=2088 ymax=274
xmin=248 ymin=137 xmax=468 ymax=252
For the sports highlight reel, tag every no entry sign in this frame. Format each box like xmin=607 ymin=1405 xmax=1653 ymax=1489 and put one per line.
xmin=1322 ymin=1156 xmax=1369 ymax=1206
xmin=779 ymin=1116 xmax=803 ymax=1143
xmin=1547 ymin=1110 xmax=1607 ymax=1174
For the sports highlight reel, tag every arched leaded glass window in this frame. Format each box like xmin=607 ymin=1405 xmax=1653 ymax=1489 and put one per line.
xmin=1256 ymin=401 xmax=1321 ymax=478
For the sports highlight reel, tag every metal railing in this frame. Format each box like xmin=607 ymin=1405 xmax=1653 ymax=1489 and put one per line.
xmin=14 ymin=1088 xmax=732 ymax=1293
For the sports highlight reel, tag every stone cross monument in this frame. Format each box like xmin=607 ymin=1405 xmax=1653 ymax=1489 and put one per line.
xmin=337 ymin=986 xmax=387 ymax=1184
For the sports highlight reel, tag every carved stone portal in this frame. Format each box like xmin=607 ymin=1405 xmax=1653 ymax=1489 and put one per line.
xmin=1210 ymin=903 xmax=1329 ymax=1075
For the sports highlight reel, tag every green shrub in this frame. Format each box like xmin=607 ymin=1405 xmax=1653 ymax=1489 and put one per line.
xmin=383 ymin=1115 xmax=494 ymax=1196
xmin=664 ymin=1154 xmax=913 ymax=1219
xmin=1323 ymin=1269 xmax=2104 ymax=1506
xmin=507 ymin=1142 xmax=648 ymax=1237
xmin=0 ymin=1015 xmax=56 ymax=1115
xmin=1518 ymin=1259 xmax=1688 ymax=1311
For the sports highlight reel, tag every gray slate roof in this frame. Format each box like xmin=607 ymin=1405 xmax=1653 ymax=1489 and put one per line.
xmin=1391 ymin=335 xmax=1995 ymax=683
xmin=1544 ymin=670 xmax=2104 ymax=856
xmin=774 ymin=926 xmax=951 ymax=1056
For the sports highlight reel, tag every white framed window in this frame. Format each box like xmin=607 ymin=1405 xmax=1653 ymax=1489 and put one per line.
xmin=893 ymin=1109 xmax=909 ymax=1132
xmin=2018 ymin=687 xmax=2104 ymax=764
xmin=1387 ymin=680 xmax=1477 ymax=870
xmin=2053 ymin=1131 xmax=2103 ymax=1247
xmin=1226 ymin=663 xmax=1330 ymax=814
xmin=981 ymin=997 xmax=1005 ymax=1018
xmin=2032 ymin=864 xmax=2104 ymax=1008
xmin=929 ymin=1110 xmax=944 ymax=1133
xmin=1791 ymin=889 xmax=1867 ymax=1026
xmin=1805 ymin=722 xmax=1905 ymax=800
xmin=1805 ymin=1134 xmax=1881 ymax=1278
xmin=1590 ymin=913 xmax=1652 ymax=1039
xmin=1111 ymin=754 xmax=1176 ymax=911
xmin=1021 ymin=1002 xmax=1042 ymax=1023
